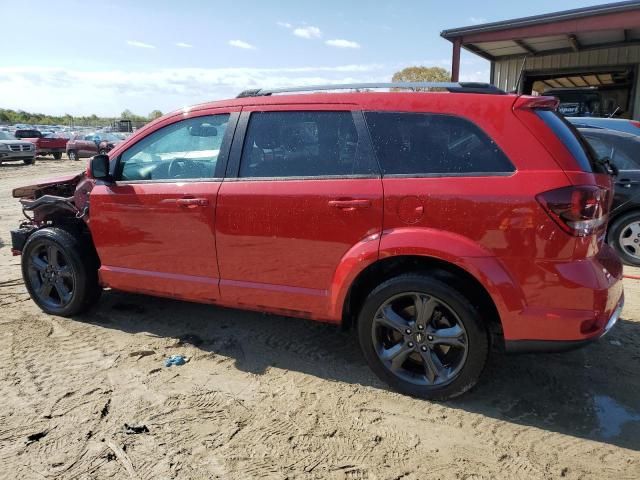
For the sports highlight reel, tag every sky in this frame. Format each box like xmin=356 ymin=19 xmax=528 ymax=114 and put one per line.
xmin=0 ymin=0 xmax=608 ymax=117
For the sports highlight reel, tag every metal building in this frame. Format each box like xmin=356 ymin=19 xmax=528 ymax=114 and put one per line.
xmin=441 ymin=1 xmax=640 ymax=119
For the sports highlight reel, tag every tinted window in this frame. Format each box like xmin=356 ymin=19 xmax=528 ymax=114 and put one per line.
xmin=582 ymin=133 xmax=640 ymax=171
xmin=364 ymin=112 xmax=514 ymax=175
xmin=536 ymin=110 xmax=605 ymax=173
xmin=239 ymin=111 xmax=374 ymax=178
xmin=117 ymin=114 xmax=229 ymax=181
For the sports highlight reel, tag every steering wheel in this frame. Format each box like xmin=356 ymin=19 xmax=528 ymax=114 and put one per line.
xmin=167 ymin=159 xmax=188 ymax=179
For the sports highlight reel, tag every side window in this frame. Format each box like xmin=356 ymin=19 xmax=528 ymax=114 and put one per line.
xmin=116 ymin=114 xmax=229 ymax=181
xmin=364 ymin=112 xmax=515 ymax=175
xmin=582 ymin=135 xmax=613 ymax=160
xmin=239 ymin=111 xmax=375 ymax=178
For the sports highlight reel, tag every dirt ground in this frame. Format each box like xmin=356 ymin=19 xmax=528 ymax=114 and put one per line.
xmin=1 ymin=155 xmax=639 ymax=480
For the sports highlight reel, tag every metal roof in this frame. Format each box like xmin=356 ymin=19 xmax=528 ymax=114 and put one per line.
xmin=441 ymin=1 xmax=640 ymax=60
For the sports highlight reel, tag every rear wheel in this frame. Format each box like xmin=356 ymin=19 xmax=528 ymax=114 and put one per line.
xmin=68 ymin=150 xmax=79 ymax=161
xmin=357 ymin=274 xmax=489 ymax=400
xmin=21 ymin=228 xmax=101 ymax=316
xmin=52 ymin=152 xmax=62 ymax=160
xmin=608 ymin=211 xmax=640 ymax=266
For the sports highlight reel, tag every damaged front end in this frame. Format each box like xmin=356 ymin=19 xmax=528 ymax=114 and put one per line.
xmin=10 ymin=172 xmax=95 ymax=254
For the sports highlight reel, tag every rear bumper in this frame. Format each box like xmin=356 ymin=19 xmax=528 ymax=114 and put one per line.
xmin=499 ymin=244 xmax=624 ymax=348
xmin=505 ymin=294 xmax=624 ymax=353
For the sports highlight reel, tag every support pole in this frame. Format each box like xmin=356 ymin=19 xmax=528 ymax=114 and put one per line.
xmin=451 ymin=38 xmax=461 ymax=82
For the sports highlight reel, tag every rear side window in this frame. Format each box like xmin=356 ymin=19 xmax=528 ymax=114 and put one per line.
xmin=239 ymin=111 xmax=376 ymax=178
xmin=364 ymin=112 xmax=514 ymax=176
xmin=535 ymin=110 xmax=605 ymax=173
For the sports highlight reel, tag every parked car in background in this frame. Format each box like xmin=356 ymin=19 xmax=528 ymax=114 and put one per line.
xmin=568 ymin=117 xmax=640 ymax=135
xmin=65 ymin=132 xmax=123 ymax=161
xmin=578 ymin=126 xmax=640 ymax=266
xmin=0 ymin=131 xmax=36 ymax=165
xmin=10 ymin=83 xmax=624 ymax=400
xmin=14 ymin=129 xmax=42 ymax=139
xmin=13 ymin=129 xmax=67 ymax=159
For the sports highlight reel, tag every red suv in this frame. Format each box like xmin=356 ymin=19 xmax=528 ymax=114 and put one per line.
xmin=10 ymin=83 xmax=624 ymax=399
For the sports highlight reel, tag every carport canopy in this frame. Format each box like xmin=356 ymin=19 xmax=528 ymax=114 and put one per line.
xmin=441 ymin=1 xmax=640 ymax=81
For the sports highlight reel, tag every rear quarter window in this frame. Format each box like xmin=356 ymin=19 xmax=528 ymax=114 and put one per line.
xmin=364 ymin=112 xmax=514 ymax=176
xmin=536 ymin=110 xmax=606 ymax=173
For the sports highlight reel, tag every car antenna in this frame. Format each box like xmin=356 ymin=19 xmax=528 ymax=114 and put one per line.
xmin=513 ymin=55 xmax=528 ymax=94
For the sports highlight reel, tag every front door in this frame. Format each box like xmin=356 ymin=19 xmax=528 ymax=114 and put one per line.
xmin=215 ymin=107 xmax=383 ymax=319
xmin=89 ymin=111 xmax=237 ymax=302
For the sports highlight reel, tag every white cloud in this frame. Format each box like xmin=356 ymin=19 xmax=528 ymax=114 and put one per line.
xmin=293 ymin=26 xmax=322 ymax=39
xmin=126 ymin=40 xmax=155 ymax=49
xmin=228 ymin=40 xmax=256 ymax=50
xmin=325 ymin=39 xmax=361 ymax=49
xmin=468 ymin=16 xmax=487 ymax=25
xmin=0 ymin=64 xmax=388 ymax=116
xmin=277 ymin=21 xmax=292 ymax=29
xmin=176 ymin=42 xmax=193 ymax=48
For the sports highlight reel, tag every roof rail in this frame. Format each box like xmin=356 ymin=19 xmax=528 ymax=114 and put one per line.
xmin=236 ymin=82 xmax=505 ymax=98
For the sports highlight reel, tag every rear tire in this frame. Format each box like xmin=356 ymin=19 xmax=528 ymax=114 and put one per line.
xmin=53 ymin=152 xmax=62 ymax=160
xmin=21 ymin=228 xmax=101 ymax=316
xmin=357 ymin=273 xmax=489 ymax=400
xmin=68 ymin=150 xmax=78 ymax=161
xmin=608 ymin=211 xmax=640 ymax=266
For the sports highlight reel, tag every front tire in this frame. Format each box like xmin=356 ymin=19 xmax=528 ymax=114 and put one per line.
xmin=23 ymin=157 xmax=35 ymax=165
xmin=53 ymin=152 xmax=62 ymax=160
xmin=21 ymin=228 xmax=101 ymax=316
xmin=357 ymin=274 xmax=489 ymax=400
xmin=608 ymin=211 xmax=640 ymax=266
xmin=68 ymin=150 xmax=79 ymax=161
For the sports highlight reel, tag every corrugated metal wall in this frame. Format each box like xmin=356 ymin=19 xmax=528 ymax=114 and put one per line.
xmin=492 ymin=45 xmax=640 ymax=119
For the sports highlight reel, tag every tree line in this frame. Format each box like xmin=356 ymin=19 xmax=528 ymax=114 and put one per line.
xmin=0 ymin=108 xmax=163 ymax=126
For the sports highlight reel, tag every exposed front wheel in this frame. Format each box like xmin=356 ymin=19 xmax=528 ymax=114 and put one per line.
xmin=608 ymin=212 xmax=640 ymax=266
xmin=358 ymin=274 xmax=488 ymax=400
xmin=68 ymin=150 xmax=79 ymax=161
xmin=21 ymin=228 xmax=101 ymax=316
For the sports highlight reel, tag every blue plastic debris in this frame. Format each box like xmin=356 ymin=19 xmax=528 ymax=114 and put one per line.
xmin=164 ymin=354 xmax=187 ymax=367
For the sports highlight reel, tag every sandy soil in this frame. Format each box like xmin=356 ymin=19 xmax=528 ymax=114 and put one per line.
xmin=1 ymin=156 xmax=639 ymax=479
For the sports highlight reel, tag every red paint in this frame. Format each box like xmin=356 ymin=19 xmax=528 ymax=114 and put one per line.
xmin=79 ymin=91 xmax=622 ymax=344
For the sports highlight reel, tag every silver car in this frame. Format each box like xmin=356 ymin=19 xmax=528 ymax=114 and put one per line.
xmin=0 ymin=131 xmax=36 ymax=165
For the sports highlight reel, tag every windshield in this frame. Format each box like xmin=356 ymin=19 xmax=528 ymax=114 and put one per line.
xmin=0 ymin=131 xmax=15 ymax=140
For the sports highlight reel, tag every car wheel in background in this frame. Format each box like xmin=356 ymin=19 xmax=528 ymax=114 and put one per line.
xmin=23 ymin=157 xmax=35 ymax=165
xmin=21 ymin=228 xmax=101 ymax=316
xmin=608 ymin=211 xmax=640 ymax=266
xmin=68 ymin=150 xmax=79 ymax=161
xmin=53 ymin=152 xmax=62 ymax=160
xmin=357 ymin=274 xmax=489 ymax=400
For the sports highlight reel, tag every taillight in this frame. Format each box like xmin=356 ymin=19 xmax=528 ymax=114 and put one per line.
xmin=631 ymin=120 xmax=640 ymax=129
xmin=536 ymin=185 xmax=610 ymax=237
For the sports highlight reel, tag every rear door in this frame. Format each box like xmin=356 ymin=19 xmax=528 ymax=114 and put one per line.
xmin=89 ymin=109 xmax=238 ymax=301
xmin=215 ymin=106 xmax=382 ymax=319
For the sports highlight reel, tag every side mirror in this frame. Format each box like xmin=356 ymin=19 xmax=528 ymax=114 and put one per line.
xmin=89 ymin=154 xmax=112 ymax=181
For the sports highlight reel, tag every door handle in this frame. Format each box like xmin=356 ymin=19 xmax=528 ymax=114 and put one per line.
xmin=328 ymin=199 xmax=371 ymax=209
xmin=176 ymin=197 xmax=209 ymax=207
xmin=616 ymin=179 xmax=638 ymax=188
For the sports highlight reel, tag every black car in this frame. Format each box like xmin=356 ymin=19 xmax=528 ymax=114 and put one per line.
xmin=578 ymin=127 xmax=640 ymax=266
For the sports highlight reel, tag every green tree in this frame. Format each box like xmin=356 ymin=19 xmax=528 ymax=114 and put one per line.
xmin=120 ymin=109 xmax=134 ymax=120
xmin=391 ymin=66 xmax=452 ymax=89
xmin=148 ymin=110 xmax=163 ymax=120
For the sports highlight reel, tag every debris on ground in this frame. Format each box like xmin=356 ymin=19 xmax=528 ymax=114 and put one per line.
xmin=609 ymin=339 xmax=622 ymax=346
xmin=128 ymin=350 xmax=156 ymax=359
xmin=26 ymin=431 xmax=48 ymax=445
xmin=124 ymin=424 xmax=149 ymax=435
xmin=177 ymin=333 xmax=203 ymax=347
xmin=164 ymin=354 xmax=187 ymax=367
